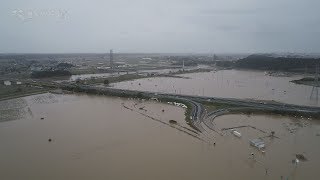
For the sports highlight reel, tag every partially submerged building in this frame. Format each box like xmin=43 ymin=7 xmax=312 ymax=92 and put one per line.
xmin=231 ymin=130 xmax=242 ymax=138
xmin=3 ymin=80 xmax=11 ymax=86
xmin=250 ymin=138 xmax=265 ymax=149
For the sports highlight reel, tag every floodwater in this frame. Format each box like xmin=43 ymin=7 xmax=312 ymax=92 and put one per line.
xmin=1 ymin=93 xmax=320 ymax=179
xmin=111 ymin=69 xmax=319 ymax=107
xmin=68 ymin=65 xmax=210 ymax=81
xmin=139 ymin=65 xmax=211 ymax=74
xmin=212 ymin=114 xmax=320 ymax=180
xmin=68 ymin=72 xmax=127 ymax=81
xmin=67 ymin=69 xmax=172 ymax=81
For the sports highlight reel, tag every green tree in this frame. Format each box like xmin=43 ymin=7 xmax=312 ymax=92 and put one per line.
xmin=16 ymin=87 xmax=23 ymax=92
xmin=104 ymin=79 xmax=110 ymax=85
xmin=75 ymin=78 xmax=82 ymax=84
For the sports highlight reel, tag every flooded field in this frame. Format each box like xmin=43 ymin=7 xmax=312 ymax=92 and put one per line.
xmin=1 ymin=93 xmax=319 ymax=179
xmin=111 ymin=69 xmax=319 ymax=107
xmin=68 ymin=65 xmax=210 ymax=81
xmin=211 ymin=114 xmax=320 ymax=179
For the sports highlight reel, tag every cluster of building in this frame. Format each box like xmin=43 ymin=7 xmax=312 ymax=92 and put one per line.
xmin=2 ymin=80 xmax=22 ymax=86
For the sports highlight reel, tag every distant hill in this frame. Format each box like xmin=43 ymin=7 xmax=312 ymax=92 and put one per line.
xmin=235 ymin=54 xmax=320 ymax=72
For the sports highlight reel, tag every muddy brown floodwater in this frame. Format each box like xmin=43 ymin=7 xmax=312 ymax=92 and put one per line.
xmin=112 ymin=69 xmax=319 ymax=107
xmin=0 ymin=93 xmax=320 ymax=179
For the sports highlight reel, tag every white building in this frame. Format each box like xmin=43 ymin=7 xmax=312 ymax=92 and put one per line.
xmin=4 ymin=81 xmax=11 ymax=86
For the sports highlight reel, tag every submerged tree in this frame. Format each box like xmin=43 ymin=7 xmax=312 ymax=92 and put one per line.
xmin=271 ymin=131 xmax=275 ymax=137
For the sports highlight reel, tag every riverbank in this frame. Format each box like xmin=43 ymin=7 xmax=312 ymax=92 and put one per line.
xmin=0 ymin=85 xmax=50 ymax=101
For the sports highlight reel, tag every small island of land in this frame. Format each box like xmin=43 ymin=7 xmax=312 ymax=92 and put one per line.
xmin=291 ymin=77 xmax=320 ymax=87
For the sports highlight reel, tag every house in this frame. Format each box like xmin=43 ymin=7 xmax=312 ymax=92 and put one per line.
xmin=250 ymin=138 xmax=265 ymax=149
xmin=4 ymin=80 xmax=11 ymax=86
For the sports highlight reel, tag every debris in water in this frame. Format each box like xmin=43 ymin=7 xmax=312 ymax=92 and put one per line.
xmin=48 ymin=138 xmax=52 ymax=142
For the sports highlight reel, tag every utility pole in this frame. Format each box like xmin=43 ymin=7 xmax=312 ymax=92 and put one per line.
xmin=304 ymin=65 xmax=308 ymax=78
xmin=310 ymin=64 xmax=319 ymax=101
xmin=315 ymin=64 xmax=318 ymax=82
xmin=182 ymin=59 xmax=185 ymax=71
xmin=110 ymin=49 xmax=113 ymax=69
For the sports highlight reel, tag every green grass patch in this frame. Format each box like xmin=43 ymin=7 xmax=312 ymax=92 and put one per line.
xmin=0 ymin=84 xmax=49 ymax=100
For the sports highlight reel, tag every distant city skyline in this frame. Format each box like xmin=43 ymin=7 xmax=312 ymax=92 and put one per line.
xmin=1 ymin=0 xmax=320 ymax=53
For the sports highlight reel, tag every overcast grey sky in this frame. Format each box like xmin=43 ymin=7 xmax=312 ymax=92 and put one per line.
xmin=1 ymin=0 xmax=320 ymax=53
